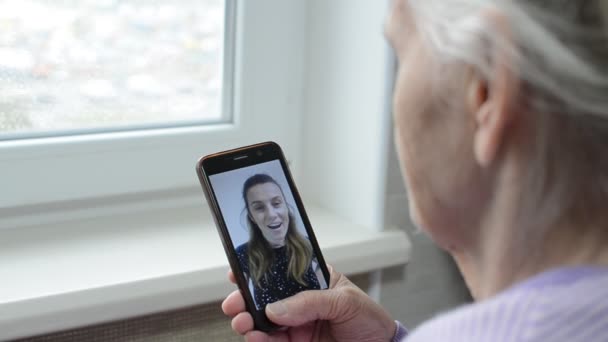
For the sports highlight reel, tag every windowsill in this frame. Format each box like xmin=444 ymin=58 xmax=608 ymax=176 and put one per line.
xmin=0 ymin=203 xmax=411 ymax=340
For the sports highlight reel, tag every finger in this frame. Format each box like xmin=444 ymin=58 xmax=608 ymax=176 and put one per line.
xmin=228 ymin=269 xmax=237 ymax=284
xmin=245 ymin=330 xmax=289 ymax=342
xmin=222 ymin=290 xmax=246 ymax=317
xmin=266 ymin=287 xmax=353 ymax=327
xmin=327 ymin=264 xmax=339 ymax=288
xmin=286 ymin=322 xmax=316 ymax=341
xmin=231 ymin=312 xmax=255 ymax=335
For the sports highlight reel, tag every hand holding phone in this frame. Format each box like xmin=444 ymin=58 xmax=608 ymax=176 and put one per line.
xmin=196 ymin=142 xmax=330 ymax=331
xmin=222 ymin=264 xmax=399 ymax=341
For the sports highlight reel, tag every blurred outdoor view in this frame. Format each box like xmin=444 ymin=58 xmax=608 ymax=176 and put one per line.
xmin=0 ymin=0 xmax=227 ymax=138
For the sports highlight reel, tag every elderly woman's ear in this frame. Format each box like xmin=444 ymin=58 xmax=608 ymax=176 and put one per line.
xmin=468 ymin=9 xmax=521 ymax=168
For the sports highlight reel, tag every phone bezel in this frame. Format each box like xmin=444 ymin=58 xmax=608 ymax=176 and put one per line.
xmin=195 ymin=141 xmax=331 ymax=332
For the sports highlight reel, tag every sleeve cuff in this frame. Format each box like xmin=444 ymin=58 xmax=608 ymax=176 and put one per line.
xmin=391 ymin=320 xmax=408 ymax=342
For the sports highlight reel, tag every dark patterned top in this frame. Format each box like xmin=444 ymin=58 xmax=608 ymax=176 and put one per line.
xmin=235 ymin=243 xmax=321 ymax=309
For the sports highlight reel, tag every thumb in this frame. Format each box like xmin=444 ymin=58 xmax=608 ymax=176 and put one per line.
xmin=265 ymin=289 xmax=348 ymax=326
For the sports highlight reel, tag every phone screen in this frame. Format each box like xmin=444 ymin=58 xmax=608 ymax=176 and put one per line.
xmin=207 ymin=159 xmax=329 ymax=310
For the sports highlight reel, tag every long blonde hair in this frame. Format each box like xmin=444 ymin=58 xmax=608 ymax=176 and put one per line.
xmin=243 ymin=174 xmax=313 ymax=288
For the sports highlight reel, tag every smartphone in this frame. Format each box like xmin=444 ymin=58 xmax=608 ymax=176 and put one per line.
xmin=196 ymin=141 xmax=330 ymax=331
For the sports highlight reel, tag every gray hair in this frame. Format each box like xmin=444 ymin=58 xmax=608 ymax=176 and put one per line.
xmin=408 ymin=1 xmax=608 ymax=231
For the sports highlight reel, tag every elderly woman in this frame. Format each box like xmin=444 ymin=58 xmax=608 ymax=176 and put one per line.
xmin=222 ymin=0 xmax=608 ymax=341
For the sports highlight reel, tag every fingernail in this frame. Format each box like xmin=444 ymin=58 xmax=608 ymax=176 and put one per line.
xmin=267 ymin=301 xmax=287 ymax=316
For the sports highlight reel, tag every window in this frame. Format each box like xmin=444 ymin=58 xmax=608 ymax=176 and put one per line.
xmin=0 ymin=0 xmax=306 ymax=211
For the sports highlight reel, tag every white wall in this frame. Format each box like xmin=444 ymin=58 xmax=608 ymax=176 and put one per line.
xmin=300 ymin=0 xmax=393 ymax=230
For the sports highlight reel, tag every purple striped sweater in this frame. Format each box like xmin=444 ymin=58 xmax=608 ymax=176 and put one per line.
xmin=397 ymin=266 xmax=608 ymax=341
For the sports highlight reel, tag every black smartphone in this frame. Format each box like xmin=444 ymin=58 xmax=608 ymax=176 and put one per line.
xmin=196 ymin=141 xmax=331 ymax=332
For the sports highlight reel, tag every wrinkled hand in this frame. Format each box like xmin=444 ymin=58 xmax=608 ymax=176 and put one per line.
xmin=222 ymin=266 xmax=397 ymax=342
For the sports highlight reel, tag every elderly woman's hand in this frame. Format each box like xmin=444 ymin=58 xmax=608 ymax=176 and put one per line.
xmin=222 ymin=266 xmax=397 ymax=342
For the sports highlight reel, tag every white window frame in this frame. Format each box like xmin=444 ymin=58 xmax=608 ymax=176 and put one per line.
xmin=0 ymin=0 xmax=306 ymax=211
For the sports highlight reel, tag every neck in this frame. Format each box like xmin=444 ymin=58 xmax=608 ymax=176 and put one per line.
xmin=270 ymin=241 xmax=285 ymax=248
xmin=454 ymin=163 xmax=608 ymax=300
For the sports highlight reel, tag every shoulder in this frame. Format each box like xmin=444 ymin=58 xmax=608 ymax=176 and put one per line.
xmin=406 ymin=267 xmax=608 ymax=342
xmin=235 ymin=243 xmax=249 ymax=255
xmin=405 ymin=290 xmax=537 ymax=342
xmin=234 ymin=243 xmax=250 ymax=273
xmin=235 ymin=243 xmax=249 ymax=263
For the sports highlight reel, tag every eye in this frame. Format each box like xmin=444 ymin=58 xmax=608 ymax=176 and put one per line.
xmin=272 ymin=199 xmax=283 ymax=208
xmin=252 ymin=204 xmax=264 ymax=212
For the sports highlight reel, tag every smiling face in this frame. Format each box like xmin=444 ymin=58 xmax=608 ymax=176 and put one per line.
xmin=246 ymin=182 xmax=290 ymax=248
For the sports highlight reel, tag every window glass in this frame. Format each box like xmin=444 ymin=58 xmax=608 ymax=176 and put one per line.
xmin=0 ymin=0 xmax=227 ymax=139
